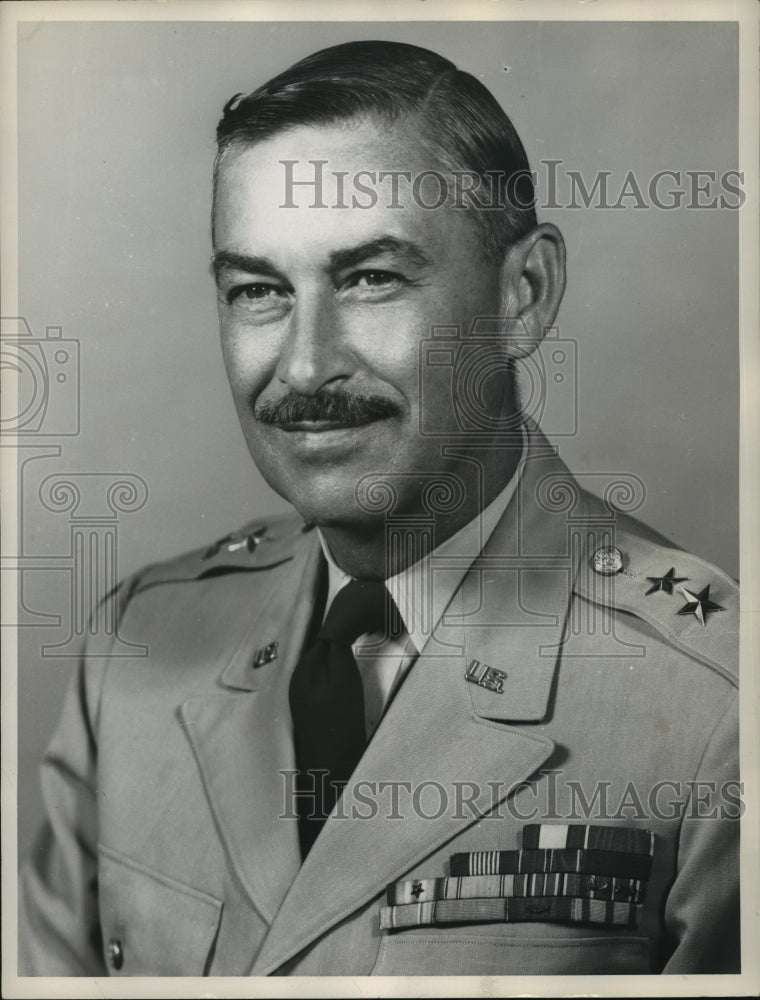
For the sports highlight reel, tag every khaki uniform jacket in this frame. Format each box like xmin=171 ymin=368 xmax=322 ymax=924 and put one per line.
xmin=19 ymin=430 xmax=740 ymax=977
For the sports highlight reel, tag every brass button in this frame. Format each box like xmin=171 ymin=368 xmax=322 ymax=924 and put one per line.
xmin=107 ymin=937 xmax=124 ymax=971
xmin=591 ymin=546 xmax=624 ymax=576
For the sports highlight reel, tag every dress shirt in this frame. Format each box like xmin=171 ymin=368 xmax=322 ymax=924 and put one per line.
xmin=318 ymin=431 xmax=526 ymax=738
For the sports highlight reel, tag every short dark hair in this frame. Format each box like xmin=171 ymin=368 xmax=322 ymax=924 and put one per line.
xmin=214 ymin=40 xmax=537 ymax=261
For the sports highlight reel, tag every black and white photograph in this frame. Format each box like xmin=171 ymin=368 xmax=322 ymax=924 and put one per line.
xmin=2 ymin=1 xmax=758 ymax=995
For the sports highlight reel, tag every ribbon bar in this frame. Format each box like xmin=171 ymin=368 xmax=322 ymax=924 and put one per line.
xmin=380 ymin=895 xmax=642 ymax=931
xmin=386 ymin=871 xmax=646 ymax=906
xmin=450 ymin=848 xmax=653 ymax=880
xmin=521 ymin=823 xmax=654 ymax=856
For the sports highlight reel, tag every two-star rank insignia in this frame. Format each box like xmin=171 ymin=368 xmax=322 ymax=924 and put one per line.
xmin=677 ymin=585 xmax=724 ymax=627
xmin=645 ymin=567 xmax=688 ymax=596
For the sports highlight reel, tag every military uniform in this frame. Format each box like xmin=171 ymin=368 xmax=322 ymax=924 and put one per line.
xmin=19 ymin=428 xmax=740 ymax=976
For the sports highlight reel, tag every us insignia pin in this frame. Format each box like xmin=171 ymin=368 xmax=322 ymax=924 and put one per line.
xmin=253 ymin=641 xmax=279 ymax=668
xmin=465 ymin=658 xmax=507 ymax=694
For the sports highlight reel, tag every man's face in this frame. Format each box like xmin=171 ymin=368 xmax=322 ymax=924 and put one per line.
xmin=212 ymin=119 xmax=512 ymax=528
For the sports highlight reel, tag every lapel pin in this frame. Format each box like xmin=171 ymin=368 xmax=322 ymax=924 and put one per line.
xmin=677 ymin=585 xmax=724 ymax=627
xmin=645 ymin=567 xmax=688 ymax=596
xmin=465 ymin=658 xmax=507 ymax=694
xmin=253 ymin=641 xmax=279 ymax=668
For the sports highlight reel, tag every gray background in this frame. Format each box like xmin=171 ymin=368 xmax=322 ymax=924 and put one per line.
xmin=14 ymin=20 xmax=739 ymax=854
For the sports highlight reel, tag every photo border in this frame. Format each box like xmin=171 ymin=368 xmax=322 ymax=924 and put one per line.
xmin=2 ymin=1 xmax=758 ymax=997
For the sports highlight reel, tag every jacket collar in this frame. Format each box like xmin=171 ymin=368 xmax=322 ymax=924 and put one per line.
xmin=217 ymin=523 xmax=322 ymax=693
xmin=179 ymin=525 xmax=323 ymax=924
xmin=247 ymin=427 xmax=584 ymax=974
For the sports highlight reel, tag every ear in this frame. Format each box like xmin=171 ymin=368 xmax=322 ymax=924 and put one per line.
xmin=498 ymin=223 xmax=566 ymax=359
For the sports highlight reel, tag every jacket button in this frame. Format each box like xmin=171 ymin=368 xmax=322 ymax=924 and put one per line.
xmin=591 ymin=545 xmax=624 ymax=576
xmin=107 ymin=938 xmax=124 ymax=971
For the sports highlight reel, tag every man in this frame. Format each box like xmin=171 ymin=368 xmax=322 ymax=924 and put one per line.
xmin=19 ymin=40 xmax=740 ymax=977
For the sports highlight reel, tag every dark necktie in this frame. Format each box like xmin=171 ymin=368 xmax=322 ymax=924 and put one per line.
xmin=288 ymin=579 xmax=398 ymax=858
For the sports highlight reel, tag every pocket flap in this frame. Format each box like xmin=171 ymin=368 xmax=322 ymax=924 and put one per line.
xmin=98 ymin=844 xmax=223 ymax=976
xmin=373 ymin=932 xmax=652 ymax=975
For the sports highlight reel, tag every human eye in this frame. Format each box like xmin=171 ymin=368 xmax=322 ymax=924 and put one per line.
xmin=339 ymin=269 xmax=408 ymax=300
xmin=225 ymin=282 xmax=291 ymax=318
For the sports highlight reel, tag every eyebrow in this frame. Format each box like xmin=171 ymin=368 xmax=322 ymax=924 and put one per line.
xmin=328 ymin=236 xmax=431 ymax=272
xmin=212 ymin=236 xmax=431 ymax=284
xmin=212 ymin=251 xmax=284 ymax=283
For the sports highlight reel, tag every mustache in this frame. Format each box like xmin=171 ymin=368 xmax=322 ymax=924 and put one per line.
xmin=254 ymin=389 xmax=400 ymax=426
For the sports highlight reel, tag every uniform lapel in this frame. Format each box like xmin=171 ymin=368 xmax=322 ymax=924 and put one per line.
xmin=460 ymin=432 xmax=585 ymax=722
xmin=179 ymin=525 xmax=324 ymax=924
xmin=251 ymin=432 xmax=582 ymax=975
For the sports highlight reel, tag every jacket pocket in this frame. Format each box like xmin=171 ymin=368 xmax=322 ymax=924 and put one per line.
xmin=98 ymin=844 xmax=223 ymax=976
xmin=372 ymin=931 xmax=652 ymax=975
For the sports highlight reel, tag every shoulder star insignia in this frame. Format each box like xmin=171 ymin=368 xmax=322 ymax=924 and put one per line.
xmin=411 ymin=880 xmax=424 ymax=899
xmin=645 ymin=567 xmax=688 ymax=596
xmin=677 ymin=585 xmax=724 ymax=627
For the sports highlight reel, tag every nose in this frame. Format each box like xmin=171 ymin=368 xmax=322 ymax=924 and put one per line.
xmin=275 ymin=290 xmax=354 ymax=395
